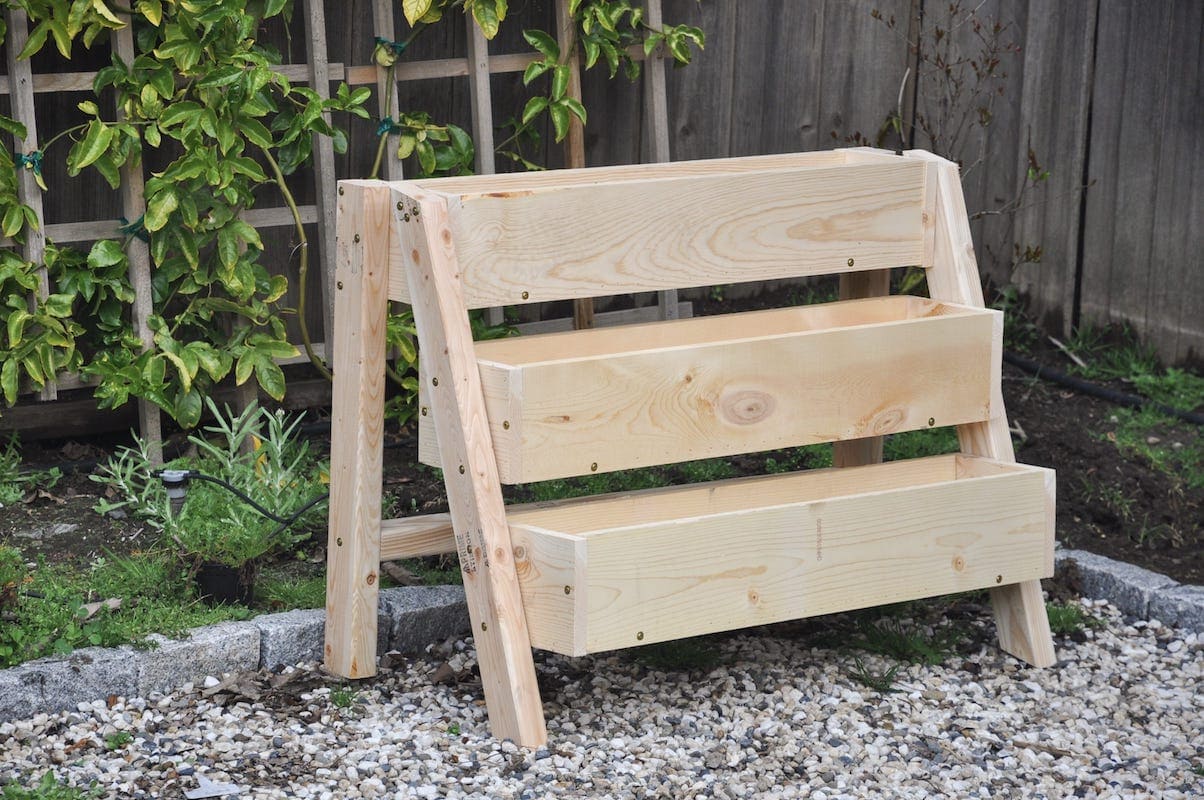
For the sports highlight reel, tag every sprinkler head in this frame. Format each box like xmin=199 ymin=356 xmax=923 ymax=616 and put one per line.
xmin=158 ymin=469 xmax=191 ymax=516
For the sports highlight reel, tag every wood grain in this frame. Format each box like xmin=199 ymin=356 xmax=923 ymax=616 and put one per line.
xmin=386 ymin=158 xmax=928 ymax=307
xmin=420 ymin=297 xmax=999 ymax=482
xmin=391 ymin=183 xmax=547 ymax=746
xmin=323 ymin=183 xmax=391 ymax=679
xmin=510 ymin=455 xmax=1052 ymax=655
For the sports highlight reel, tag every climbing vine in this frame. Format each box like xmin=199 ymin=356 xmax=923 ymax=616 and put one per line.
xmin=0 ymin=0 xmax=703 ymax=428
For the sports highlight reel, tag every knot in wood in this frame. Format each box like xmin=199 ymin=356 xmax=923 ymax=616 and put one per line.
xmin=719 ymin=389 xmax=775 ymax=426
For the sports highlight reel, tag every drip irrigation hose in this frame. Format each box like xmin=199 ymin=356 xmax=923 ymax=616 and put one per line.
xmin=155 ymin=470 xmax=329 ymax=527
xmin=1003 ymin=351 xmax=1204 ymax=426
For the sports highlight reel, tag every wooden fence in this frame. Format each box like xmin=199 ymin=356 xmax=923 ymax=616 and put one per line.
xmin=1 ymin=0 xmax=1200 ymax=439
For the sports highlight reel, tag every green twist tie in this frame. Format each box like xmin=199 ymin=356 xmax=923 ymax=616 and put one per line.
xmin=374 ymin=37 xmax=408 ymax=55
xmin=119 ymin=214 xmax=149 ymax=243
xmin=376 ymin=118 xmax=404 ymax=137
xmin=17 ymin=150 xmax=42 ymax=175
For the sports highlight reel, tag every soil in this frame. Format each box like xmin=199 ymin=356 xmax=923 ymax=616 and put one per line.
xmin=3 ymin=286 xmax=1201 ymax=589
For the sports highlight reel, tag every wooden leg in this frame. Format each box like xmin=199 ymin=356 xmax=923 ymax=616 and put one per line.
xmin=396 ymin=186 xmax=548 ymax=746
xmin=324 ymin=184 xmax=390 ymax=679
xmin=991 ymin=579 xmax=1057 ymax=667
xmin=833 ymin=269 xmax=891 ymax=467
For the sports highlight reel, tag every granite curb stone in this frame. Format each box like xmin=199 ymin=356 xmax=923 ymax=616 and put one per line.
xmin=1148 ymin=584 xmax=1204 ymax=631
xmin=0 ymin=586 xmax=469 ymax=721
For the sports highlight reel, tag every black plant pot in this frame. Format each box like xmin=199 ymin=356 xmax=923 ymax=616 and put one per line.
xmin=196 ymin=562 xmax=255 ymax=607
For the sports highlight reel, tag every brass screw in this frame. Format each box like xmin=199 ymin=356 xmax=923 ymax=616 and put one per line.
xmin=847 ymin=257 xmax=855 ymax=267
xmin=338 ymin=186 xmax=345 ymax=196
xmin=432 ymin=377 xmax=439 ymax=386
xmin=336 ymin=537 xmax=343 ymax=547
xmin=337 ymin=281 xmax=344 ymax=290
xmin=636 ymin=631 xmax=644 ymax=641
xmin=590 ymin=462 xmax=598 ymax=472
xmin=404 ymin=214 xmax=410 ymax=221
xmin=564 ymin=585 xmax=572 ymax=595
xmin=928 ymin=417 xmax=935 ymax=427
xmin=521 ymin=291 xmax=530 ymax=300
xmin=421 ymin=407 xmax=428 ymax=416
xmin=353 ymin=234 xmax=361 ymax=243
xmin=481 ymin=622 xmax=488 ymax=632
xmin=459 ymin=465 xmax=465 ymax=474
xmin=412 ymin=206 xmax=420 ymax=217
xmin=996 ymin=574 xmax=1003 ymax=584
xmin=502 ymin=420 xmax=510 ymax=430
xmin=396 ymin=201 xmax=404 ymax=211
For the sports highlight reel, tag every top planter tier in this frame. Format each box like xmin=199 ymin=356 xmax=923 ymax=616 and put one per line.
xmin=420 ymin=295 xmax=1003 ymax=483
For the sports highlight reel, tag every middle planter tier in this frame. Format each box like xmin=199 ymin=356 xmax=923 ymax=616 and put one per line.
xmin=419 ymin=295 xmax=1002 ymax=484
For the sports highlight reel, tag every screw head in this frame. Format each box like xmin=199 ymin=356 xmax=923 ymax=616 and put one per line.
xmin=590 ymin=462 xmax=598 ymax=472
xmin=432 ymin=377 xmax=438 ymax=386
xmin=847 ymin=257 xmax=855 ymax=267
xmin=396 ymin=201 xmax=404 ymax=211
xmin=928 ymin=417 xmax=935 ymax=427
xmin=564 ymin=585 xmax=572 ymax=595
xmin=481 ymin=622 xmax=488 ymax=632
xmin=353 ymin=234 xmax=361 ymax=243
xmin=458 ymin=465 xmax=465 ymax=474
xmin=421 ymin=406 xmax=428 ymax=416
xmin=521 ymin=291 xmax=530 ymax=300
xmin=338 ymin=186 xmax=345 ymax=195
xmin=636 ymin=631 xmax=644 ymax=641
xmin=502 ymin=420 xmax=510 ymax=430
xmin=336 ymin=537 xmax=343 ymax=547
xmin=996 ymin=574 xmax=1003 ymax=584
xmin=337 ymin=281 xmax=344 ymax=290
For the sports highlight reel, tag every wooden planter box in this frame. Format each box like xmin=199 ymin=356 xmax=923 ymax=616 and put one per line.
xmin=506 ymin=454 xmax=1054 ymax=656
xmin=420 ymin=295 xmax=1003 ymax=483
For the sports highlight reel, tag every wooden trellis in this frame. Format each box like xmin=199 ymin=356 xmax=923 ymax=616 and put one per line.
xmin=0 ymin=0 xmax=680 ymax=443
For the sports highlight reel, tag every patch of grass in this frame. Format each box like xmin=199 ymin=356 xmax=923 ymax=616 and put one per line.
xmin=1045 ymin=601 xmax=1101 ymax=637
xmin=0 ymin=772 xmax=100 ymax=799
xmin=0 ymin=552 xmax=247 ymax=669
xmin=883 ymin=427 xmax=961 ymax=461
xmin=676 ymin=457 xmax=736 ymax=483
xmin=846 ymin=656 xmax=902 ymax=693
xmin=447 ymin=722 xmax=461 ymax=736
xmin=632 ymin=637 xmax=722 ymax=672
xmin=520 ymin=465 xmax=670 ymax=503
xmin=1077 ymin=477 xmax=1135 ymax=523
xmin=1105 ymin=407 xmax=1204 ymax=491
xmin=397 ymin=555 xmax=463 ymax=586
xmin=330 ymin=685 xmax=359 ymax=709
xmin=103 ymin=731 xmax=132 ymax=751
xmin=0 ymin=435 xmax=60 ymax=507
xmin=257 ymin=572 xmax=326 ymax=609
xmin=764 ymin=444 xmax=831 ymax=473
xmin=844 ymin=611 xmax=963 ymax=666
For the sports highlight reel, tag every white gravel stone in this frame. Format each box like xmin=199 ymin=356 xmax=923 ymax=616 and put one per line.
xmin=0 ymin=598 xmax=1201 ymax=799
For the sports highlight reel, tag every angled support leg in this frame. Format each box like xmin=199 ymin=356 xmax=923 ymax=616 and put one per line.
xmin=912 ymin=152 xmax=1057 ymax=668
xmin=393 ymin=186 xmax=548 ymax=746
xmin=324 ymin=183 xmax=391 ymax=678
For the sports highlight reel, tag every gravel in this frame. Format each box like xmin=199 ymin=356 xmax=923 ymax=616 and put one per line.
xmin=1 ymin=598 xmax=1201 ymax=799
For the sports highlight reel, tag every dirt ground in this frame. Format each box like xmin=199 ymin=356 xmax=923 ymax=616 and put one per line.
xmin=3 ymin=288 xmax=1201 ymax=588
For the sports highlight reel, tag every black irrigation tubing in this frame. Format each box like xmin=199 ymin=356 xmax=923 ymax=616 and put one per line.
xmin=1003 ymin=351 xmax=1204 ymax=426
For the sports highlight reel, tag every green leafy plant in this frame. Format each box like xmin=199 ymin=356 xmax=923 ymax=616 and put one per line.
xmin=0 ymin=435 xmax=59 ymax=506
xmin=846 ymin=655 xmax=902 ymax=693
xmin=0 ymin=545 xmax=27 ymax=610
xmin=330 ymin=685 xmax=359 ymax=709
xmin=103 ymin=731 xmax=133 ymax=751
xmin=0 ymin=772 xmax=100 ymax=800
xmin=1045 ymin=601 xmax=1101 ymax=637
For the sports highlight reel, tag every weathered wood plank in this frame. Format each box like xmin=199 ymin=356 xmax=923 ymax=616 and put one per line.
xmin=5 ymin=8 xmax=54 ymax=402
xmin=303 ymin=0 xmax=340 ymax=351
xmin=662 ymin=0 xmax=735 ymax=160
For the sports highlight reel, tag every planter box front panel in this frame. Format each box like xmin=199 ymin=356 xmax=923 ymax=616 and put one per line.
xmin=420 ymin=297 xmax=1003 ymax=483
xmin=512 ymin=455 xmax=1054 ymax=656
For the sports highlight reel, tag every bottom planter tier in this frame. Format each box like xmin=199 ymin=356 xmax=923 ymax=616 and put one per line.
xmin=506 ymin=454 xmax=1054 ymax=656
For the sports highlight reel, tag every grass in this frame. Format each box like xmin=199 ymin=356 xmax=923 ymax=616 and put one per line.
xmin=103 ymin=731 xmax=132 ymax=751
xmin=257 ymin=570 xmax=326 ymax=609
xmin=1105 ymin=407 xmax=1204 ymax=491
xmin=843 ymin=613 xmax=964 ymax=666
xmin=0 ymin=435 xmax=59 ymax=508
xmin=845 ymin=655 xmax=902 ymax=693
xmin=0 ymin=773 xmax=100 ymax=800
xmin=330 ymin=685 xmax=359 ymax=709
xmin=1045 ymin=601 xmax=1101 ymax=637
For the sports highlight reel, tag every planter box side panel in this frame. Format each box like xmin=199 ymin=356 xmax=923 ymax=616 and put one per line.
xmin=577 ymin=467 xmax=1051 ymax=653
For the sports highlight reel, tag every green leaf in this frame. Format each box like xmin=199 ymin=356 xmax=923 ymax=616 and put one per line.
xmin=197 ymin=65 xmax=244 ymax=89
xmin=522 ymin=60 xmax=551 ymax=85
xmin=523 ymin=29 xmax=560 ymax=60
xmin=235 ymin=352 xmax=254 ymax=385
xmin=239 ymin=117 xmax=274 ymax=149
xmin=144 ymin=187 xmax=178 ymax=232
xmin=415 ymin=139 xmax=436 ymax=175
xmin=254 ymin=356 xmax=286 ymax=401
xmin=562 ymin=97 xmax=587 ymax=126
xmin=136 ymin=0 xmax=163 ymax=26
xmin=77 ymin=100 xmax=100 ymax=116
xmin=1 ymin=357 xmax=17 ymax=406
xmin=17 ymin=20 xmax=51 ymax=60
xmin=521 ymin=96 xmax=549 ymax=126
xmin=549 ymin=103 xmax=570 ymax=143
xmin=217 ymin=225 xmax=239 ymax=270
xmin=472 ymin=0 xmax=502 ymax=39
xmin=551 ymin=64 xmax=571 ymax=101
xmin=157 ymin=101 xmax=202 ymax=129
xmin=87 ymin=239 xmax=126 ymax=268
xmin=7 ymin=310 xmax=31 ymax=348
xmin=402 ymin=0 xmax=434 ymax=26
xmin=70 ymin=121 xmax=115 ymax=173
xmin=2 ymin=206 xmax=24 ymax=239
xmin=173 ymin=389 xmax=203 ymax=428
xmin=582 ymin=39 xmax=600 ymax=70
xmin=396 ymin=133 xmax=418 ymax=160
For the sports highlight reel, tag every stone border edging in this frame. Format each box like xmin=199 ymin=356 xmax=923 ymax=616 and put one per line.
xmin=1055 ymin=549 xmax=1204 ymax=630
xmin=0 ymin=585 xmax=468 ymax=722
xmin=2 ymin=552 xmax=1201 ymax=722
